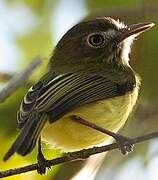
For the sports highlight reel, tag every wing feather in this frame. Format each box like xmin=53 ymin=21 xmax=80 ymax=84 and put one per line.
xmin=18 ymin=67 xmax=135 ymax=126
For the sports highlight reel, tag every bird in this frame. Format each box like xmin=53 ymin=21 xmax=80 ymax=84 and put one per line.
xmin=3 ymin=17 xmax=154 ymax=174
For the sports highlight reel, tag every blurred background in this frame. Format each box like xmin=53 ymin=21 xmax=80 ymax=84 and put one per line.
xmin=0 ymin=0 xmax=158 ymax=179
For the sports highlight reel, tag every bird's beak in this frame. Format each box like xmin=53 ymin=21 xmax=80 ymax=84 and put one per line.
xmin=116 ymin=22 xmax=155 ymax=43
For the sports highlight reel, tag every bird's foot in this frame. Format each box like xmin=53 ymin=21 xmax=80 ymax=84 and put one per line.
xmin=114 ymin=134 xmax=134 ymax=155
xmin=71 ymin=115 xmax=134 ymax=155
xmin=37 ymin=151 xmax=51 ymax=175
xmin=37 ymin=137 xmax=51 ymax=175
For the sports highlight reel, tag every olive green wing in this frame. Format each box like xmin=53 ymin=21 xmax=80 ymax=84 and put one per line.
xmin=17 ymin=72 xmax=57 ymax=128
xmin=34 ymin=69 xmax=135 ymax=122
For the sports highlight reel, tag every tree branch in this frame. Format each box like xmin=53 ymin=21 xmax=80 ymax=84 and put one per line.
xmin=0 ymin=56 xmax=42 ymax=103
xmin=1 ymin=130 xmax=158 ymax=178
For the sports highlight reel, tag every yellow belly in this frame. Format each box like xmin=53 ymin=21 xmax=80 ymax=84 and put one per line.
xmin=42 ymin=86 xmax=139 ymax=152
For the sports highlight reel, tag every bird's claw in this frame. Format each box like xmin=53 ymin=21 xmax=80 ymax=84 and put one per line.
xmin=115 ymin=135 xmax=134 ymax=155
xmin=37 ymin=152 xmax=51 ymax=175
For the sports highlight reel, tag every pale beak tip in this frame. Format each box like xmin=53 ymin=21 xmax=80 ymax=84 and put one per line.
xmin=150 ymin=22 xmax=155 ymax=28
xmin=145 ymin=22 xmax=155 ymax=29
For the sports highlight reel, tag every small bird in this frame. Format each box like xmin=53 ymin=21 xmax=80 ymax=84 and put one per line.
xmin=3 ymin=17 xmax=154 ymax=174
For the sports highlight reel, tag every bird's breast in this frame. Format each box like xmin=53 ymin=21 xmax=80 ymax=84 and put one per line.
xmin=42 ymin=84 xmax=139 ymax=152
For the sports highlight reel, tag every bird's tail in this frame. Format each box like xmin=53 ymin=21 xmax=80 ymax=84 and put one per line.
xmin=3 ymin=112 xmax=46 ymax=161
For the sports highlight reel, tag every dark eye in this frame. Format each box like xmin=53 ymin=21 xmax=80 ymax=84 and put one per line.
xmin=87 ymin=32 xmax=106 ymax=48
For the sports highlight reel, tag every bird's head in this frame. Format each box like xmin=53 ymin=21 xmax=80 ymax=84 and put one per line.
xmin=52 ymin=17 xmax=154 ymax=67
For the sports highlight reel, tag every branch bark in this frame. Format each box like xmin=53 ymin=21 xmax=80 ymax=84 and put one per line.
xmin=1 ymin=130 xmax=158 ymax=178
xmin=0 ymin=56 xmax=42 ymax=103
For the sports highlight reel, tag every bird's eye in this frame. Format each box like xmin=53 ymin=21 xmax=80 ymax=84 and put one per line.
xmin=87 ymin=32 xmax=106 ymax=48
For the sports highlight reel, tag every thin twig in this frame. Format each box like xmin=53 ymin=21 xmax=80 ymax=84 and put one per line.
xmin=71 ymin=115 xmax=122 ymax=139
xmin=0 ymin=130 xmax=158 ymax=178
xmin=0 ymin=56 xmax=42 ymax=103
